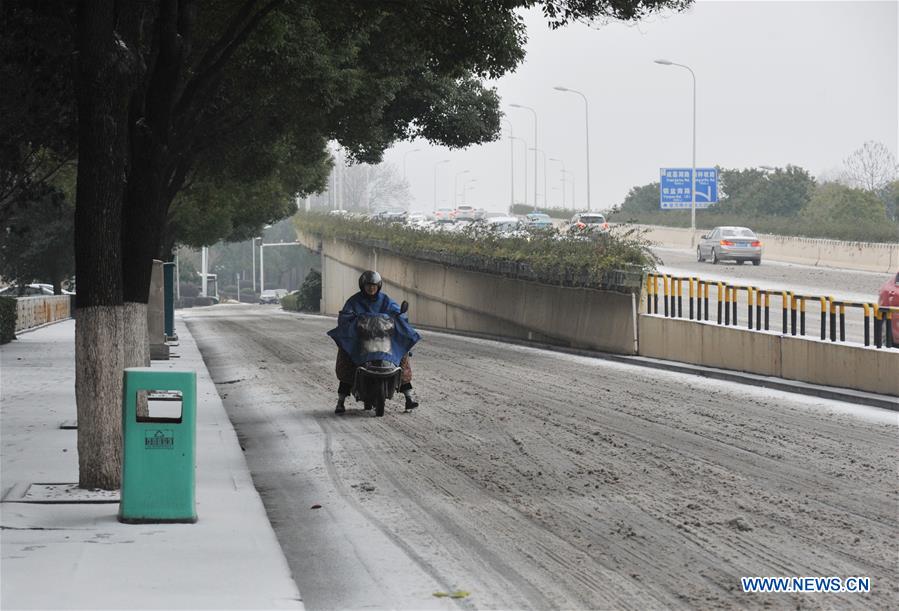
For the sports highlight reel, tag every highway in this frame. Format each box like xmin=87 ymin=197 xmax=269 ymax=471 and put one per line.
xmin=183 ymin=305 xmax=898 ymax=610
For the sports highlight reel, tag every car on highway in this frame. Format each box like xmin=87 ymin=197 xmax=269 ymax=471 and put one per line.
xmin=525 ymin=212 xmax=554 ymax=229
xmin=484 ymin=215 xmax=525 ymax=236
xmin=567 ymin=212 xmax=610 ymax=233
xmin=259 ymin=289 xmax=288 ymax=304
xmin=434 ymin=207 xmax=455 ymax=223
xmin=697 ymin=226 xmax=763 ymax=265
xmin=454 ymin=205 xmax=477 ymax=221
xmin=877 ymin=269 xmax=899 ymax=341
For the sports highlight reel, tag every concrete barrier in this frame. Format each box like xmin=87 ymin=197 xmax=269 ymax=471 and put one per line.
xmin=638 ymin=314 xmax=898 ymax=396
xmin=15 ymin=295 xmax=72 ymax=332
xmin=636 ymin=224 xmax=899 ymax=273
xmin=317 ymin=236 xmax=637 ymax=355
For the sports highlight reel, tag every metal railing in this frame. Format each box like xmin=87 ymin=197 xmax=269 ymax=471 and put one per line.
xmin=644 ymin=274 xmax=897 ymax=349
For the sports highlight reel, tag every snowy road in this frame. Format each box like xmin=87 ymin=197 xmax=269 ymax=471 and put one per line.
xmin=183 ymin=305 xmax=898 ymax=610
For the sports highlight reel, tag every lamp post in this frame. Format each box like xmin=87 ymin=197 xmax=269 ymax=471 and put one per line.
xmin=510 ymin=136 xmax=528 ymax=208
xmin=654 ymin=59 xmax=697 ymax=243
xmin=463 ymin=179 xmax=478 ymax=205
xmin=501 ymin=118 xmax=515 ymax=209
xmin=553 ymin=86 xmax=591 ymax=211
xmin=251 ymin=236 xmax=262 ymax=293
xmin=509 ymin=103 xmax=538 ymax=211
xmin=529 ymin=147 xmax=548 ymax=209
xmin=454 ymin=170 xmax=471 ymax=206
xmin=549 ymin=157 xmax=566 ymax=208
xmin=403 ymin=148 xmax=421 ymax=181
xmin=433 ymin=159 xmax=449 ymax=212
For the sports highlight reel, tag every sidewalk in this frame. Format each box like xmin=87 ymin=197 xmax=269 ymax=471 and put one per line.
xmin=1 ymin=317 xmax=303 ymax=610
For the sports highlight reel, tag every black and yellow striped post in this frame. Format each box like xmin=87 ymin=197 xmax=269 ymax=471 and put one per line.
xmin=745 ymin=286 xmax=751 ymax=329
xmin=763 ymin=290 xmax=770 ymax=330
xmin=670 ymin=276 xmax=678 ymax=318
xmin=703 ymin=281 xmax=710 ymax=321
xmin=799 ymin=296 xmax=807 ymax=336
xmin=676 ymin=277 xmax=684 ymax=318
xmin=886 ymin=310 xmax=894 ymax=348
xmin=717 ymin=282 xmax=725 ymax=324
xmin=874 ymin=306 xmax=883 ymax=348
xmin=688 ymin=277 xmax=695 ymax=320
xmin=790 ymin=293 xmax=798 ymax=336
xmin=839 ymin=302 xmax=846 ymax=342
xmin=731 ymin=286 xmax=738 ymax=326
xmin=724 ymin=285 xmax=731 ymax=325
xmin=781 ymin=291 xmax=790 ymax=334
xmin=863 ymin=303 xmax=871 ymax=346
xmin=829 ymin=298 xmax=837 ymax=342
xmin=755 ymin=288 xmax=762 ymax=331
xmin=663 ymin=275 xmax=670 ymax=317
xmin=652 ymin=274 xmax=660 ymax=314
xmin=819 ymin=297 xmax=828 ymax=340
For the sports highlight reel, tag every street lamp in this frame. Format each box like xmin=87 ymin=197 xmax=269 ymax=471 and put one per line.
xmin=454 ymin=170 xmax=471 ymax=206
xmin=251 ymin=236 xmax=263 ymax=293
xmin=654 ymin=59 xmax=698 ymax=243
xmin=549 ymin=157 xmax=566 ymax=208
xmin=553 ymin=86 xmax=591 ymax=211
xmin=529 ymin=147 xmax=548 ymax=209
xmin=501 ymin=118 xmax=515 ymax=209
xmin=433 ymin=159 xmax=449 ymax=212
xmin=463 ymin=179 xmax=478 ymax=205
xmin=510 ymin=136 xmax=528 ymax=207
xmin=509 ymin=103 xmax=538 ymax=211
xmin=403 ymin=148 xmax=421 ymax=181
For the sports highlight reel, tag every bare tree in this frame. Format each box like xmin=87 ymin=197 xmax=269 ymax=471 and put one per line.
xmin=341 ymin=162 xmax=410 ymax=212
xmin=843 ymin=141 xmax=898 ymax=192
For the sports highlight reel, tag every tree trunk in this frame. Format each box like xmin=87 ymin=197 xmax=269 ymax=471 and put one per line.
xmin=75 ymin=307 xmax=124 ymax=489
xmin=73 ymin=1 xmax=138 ymax=489
xmin=124 ymin=301 xmax=150 ymax=418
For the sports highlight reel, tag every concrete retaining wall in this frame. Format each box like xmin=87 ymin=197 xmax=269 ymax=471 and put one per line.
xmin=638 ymin=314 xmax=899 ymax=396
xmin=637 ymin=224 xmax=899 ymax=273
xmin=318 ymin=237 xmax=638 ymax=355
xmin=15 ymin=295 xmax=72 ymax=332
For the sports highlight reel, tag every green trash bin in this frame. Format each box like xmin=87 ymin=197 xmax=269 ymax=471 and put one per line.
xmin=119 ymin=367 xmax=197 ymax=524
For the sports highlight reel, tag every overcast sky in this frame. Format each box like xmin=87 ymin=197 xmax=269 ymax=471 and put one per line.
xmin=380 ymin=0 xmax=897 ymax=215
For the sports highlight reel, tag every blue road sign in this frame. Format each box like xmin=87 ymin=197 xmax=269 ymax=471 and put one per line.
xmin=660 ymin=168 xmax=718 ymax=209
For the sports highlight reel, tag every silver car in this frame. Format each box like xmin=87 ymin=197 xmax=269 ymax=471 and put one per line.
xmin=697 ymin=226 xmax=762 ymax=265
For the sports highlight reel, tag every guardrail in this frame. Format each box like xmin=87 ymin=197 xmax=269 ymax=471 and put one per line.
xmin=645 ymin=274 xmax=897 ymax=349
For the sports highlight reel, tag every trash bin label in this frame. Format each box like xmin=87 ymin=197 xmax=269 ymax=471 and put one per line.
xmin=145 ymin=429 xmax=175 ymax=450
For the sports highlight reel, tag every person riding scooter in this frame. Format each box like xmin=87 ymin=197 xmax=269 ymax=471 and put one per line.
xmin=329 ymin=270 xmax=419 ymax=414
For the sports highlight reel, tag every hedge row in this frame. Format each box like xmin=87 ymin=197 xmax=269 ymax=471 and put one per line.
xmin=0 ymin=297 xmax=17 ymax=344
xmin=295 ymin=213 xmax=655 ymax=292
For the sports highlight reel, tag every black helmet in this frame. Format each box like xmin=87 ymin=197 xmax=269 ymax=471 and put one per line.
xmin=358 ymin=270 xmax=382 ymax=293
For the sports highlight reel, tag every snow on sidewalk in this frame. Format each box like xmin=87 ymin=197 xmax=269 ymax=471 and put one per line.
xmin=1 ymin=317 xmax=303 ymax=610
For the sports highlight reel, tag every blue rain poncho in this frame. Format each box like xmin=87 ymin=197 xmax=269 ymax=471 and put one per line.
xmin=327 ymin=291 xmax=421 ymax=366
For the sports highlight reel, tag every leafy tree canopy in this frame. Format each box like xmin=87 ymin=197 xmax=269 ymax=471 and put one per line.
xmin=0 ymin=183 xmax=75 ymax=293
xmin=618 ymin=182 xmax=660 ymax=214
xmin=800 ymin=183 xmax=896 ymax=242
xmin=717 ymin=165 xmax=814 ymax=217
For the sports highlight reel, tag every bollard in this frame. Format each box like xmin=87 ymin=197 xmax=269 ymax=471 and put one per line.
xmin=863 ymin=303 xmax=871 ymax=346
xmin=819 ymin=297 xmax=827 ymax=340
xmin=703 ymin=281 xmax=710 ymax=321
xmin=687 ymin=276 xmax=702 ymax=320
xmin=829 ymin=299 xmax=837 ymax=342
xmin=119 ymin=368 xmax=197 ymax=524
